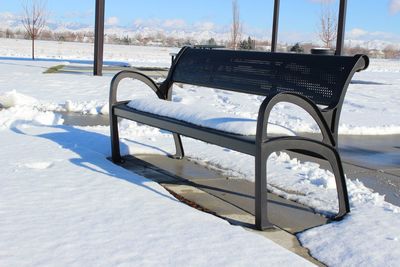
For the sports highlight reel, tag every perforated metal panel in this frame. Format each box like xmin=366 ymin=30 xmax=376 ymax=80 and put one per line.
xmin=172 ymin=48 xmax=362 ymax=107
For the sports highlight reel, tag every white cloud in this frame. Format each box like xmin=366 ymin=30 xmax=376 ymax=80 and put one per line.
xmin=132 ymin=19 xmax=144 ymax=28
xmin=106 ymin=16 xmax=119 ymax=26
xmin=348 ymin=28 xmax=368 ymax=38
xmin=63 ymin=10 xmax=93 ymax=20
xmin=389 ymin=0 xmax=400 ymax=15
xmin=132 ymin=18 xmax=217 ymax=32
xmin=0 ymin=12 xmax=20 ymax=28
xmin=163 ymin=19 xmax=186 ymax=29
xmin=194 ymin=21 xmax=215 ymax=31
xmin=133 ymin=18 xmax=161 ymax=29
xmin=346 ymin=28 xmax=400 ymax=43
xmin=0 ymin=12 xmax=17 ymax=20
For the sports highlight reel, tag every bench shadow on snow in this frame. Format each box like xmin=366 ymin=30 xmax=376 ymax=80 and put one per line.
xmin=11 ymin=123 xmax=177 ymax=201
xmin=350 ymin=80 xmax=388 ymax=85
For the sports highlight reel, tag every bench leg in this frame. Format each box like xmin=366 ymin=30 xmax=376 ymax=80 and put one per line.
xmin=325 ymin=148 xmax=350 ymax=219
xmin=110 ymin=113 xmax=122 ymax=163
xmin=263 ymin=138 xmax=350 ymax=223
xmin=172 ymin=133 xmax=184 ymax=159
xmin=255 ymin=147 xmax=274 ymax=230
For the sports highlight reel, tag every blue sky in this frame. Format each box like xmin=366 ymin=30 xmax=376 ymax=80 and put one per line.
xmin=1 ymin=0 xmax=400 ymax=43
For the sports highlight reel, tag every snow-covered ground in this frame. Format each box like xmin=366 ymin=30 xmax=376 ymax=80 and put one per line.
xmin=1 ymin=39 xmax=400 ymax=266
xmin=0 ymin=38 xmax=176 ymax=68
xmin=1 ymin=39 xmax=399 ymax=135
xmin=0 ymin=123 xmax=315 ymax=266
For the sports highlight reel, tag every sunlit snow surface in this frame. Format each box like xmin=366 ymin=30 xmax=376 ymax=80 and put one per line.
xmin=0 ymin=42 xmax=400 ymax=135
xmin=0 ymin=40 xmax=400 ymax=266
xmin=0 ymin=125 xmax=315 ymax=266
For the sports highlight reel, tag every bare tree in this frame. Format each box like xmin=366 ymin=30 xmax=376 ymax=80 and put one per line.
xmin=382 ymin=45 xmax=400 ymax=59
xmin=21 ymin=0 xmax=47 ymax=59
xmin=6 ymin=29 xmax=15 ymax=39
xmin=345 ymin=45 xmax=368 ymax=56
xmin=318 ymin=3 xmax=337 ymax=48
xmin=230 ymin=0 xmax=242 ymax=50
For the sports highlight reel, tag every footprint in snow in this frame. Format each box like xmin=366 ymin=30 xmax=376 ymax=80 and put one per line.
xmin=24 ymin=162 xmax=54 ymax=170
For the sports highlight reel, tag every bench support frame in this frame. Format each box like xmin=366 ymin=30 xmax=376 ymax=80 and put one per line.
xmin=108 ymin=48 xmax=369 ymax=230
xmin=109 ymin=71 xmax=350 ymax=230
xmin=109 ymin=71 xmax=184 ymax=162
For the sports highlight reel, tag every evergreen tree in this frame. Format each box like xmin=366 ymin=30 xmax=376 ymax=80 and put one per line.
xmin=207 ymin=38 xmax=217 ymax=46
xmin=290 ymin=43 xmax=304 ymax=53
xmin=239 ymin=36 xmax=255 ymax=50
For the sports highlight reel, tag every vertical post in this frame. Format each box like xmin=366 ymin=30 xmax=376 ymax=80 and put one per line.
xmin=335 ymin=0 xmax=347 ymax=55
xmin=271 ymin=0 xmax=280 ymax=52
xmin=94 ymin=0 xmax=105 ymax=76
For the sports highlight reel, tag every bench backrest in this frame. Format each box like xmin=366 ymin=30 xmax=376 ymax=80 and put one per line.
xmin=168 ymin=47 xmax=369 ymax=109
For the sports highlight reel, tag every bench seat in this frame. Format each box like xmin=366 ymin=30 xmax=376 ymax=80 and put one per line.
xmin=115 ymin=100 xmax=329 ymax=159
xmin=114 ymin=101 xmax=258 ymax=155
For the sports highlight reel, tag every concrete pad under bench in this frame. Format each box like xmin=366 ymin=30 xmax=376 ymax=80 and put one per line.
xmin=121 ymin=154 xmax=328 ymax=234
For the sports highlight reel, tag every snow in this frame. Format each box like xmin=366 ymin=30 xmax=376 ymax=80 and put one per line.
xmin=0 ymin=89 xmax=38 ymax=108
xmin=0 ymin=106 xmax=63 ymax=129
xmin=127 ymin=97 xmax=295 ymax=136
xmin=0 ymin=123 xmax=312 ymax=266
xmin=0 ymin=38 xmax=177 ymax=68
xmin=298 ymin=183 xmax=400 ymax=266
xmin=115 ymin=118 xmax=400 ymax=266
xmin=0 ymin=39 xmax=399 ymax=135
xmin=0 ymin=39 xmax=400 ymax=265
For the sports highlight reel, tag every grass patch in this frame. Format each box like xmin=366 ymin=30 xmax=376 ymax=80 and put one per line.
xmin=43 ymin=64 xmax=64 ymax=74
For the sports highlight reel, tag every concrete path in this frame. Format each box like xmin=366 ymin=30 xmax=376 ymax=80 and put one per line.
xmin=288 ymin=134 xmax=400 ymax=207
xmin=339 ymin=134 xmax=399 ymax=172
xmin=122 ymin=154 xmax=328 ymax=233
xmin=284 ymin=133 xmax=400 ymax=207
xmin=338 ymin=135 xmax=399 ymax=206
xmin=119 ymin=154 xmax=325 ymax=266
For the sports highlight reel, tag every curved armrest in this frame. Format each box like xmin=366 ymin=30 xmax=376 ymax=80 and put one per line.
xmin=109 ymin=70 xmax=165 ymax=108
xmin=354 ymin=54 xmax=369 ymax=72
xmin=256 ymin=92 xmax=336 ymax=146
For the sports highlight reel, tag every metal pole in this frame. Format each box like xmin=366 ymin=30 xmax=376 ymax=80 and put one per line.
xmin=335 ymin=0 xmax=347 ymax=55
xmin=271 ymin=0 xmax=280 ymax=52
xmin=94 ymin=0 xmax=105 ymax=76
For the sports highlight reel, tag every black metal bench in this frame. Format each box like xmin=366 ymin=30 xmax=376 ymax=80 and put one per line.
xmin=109 ymin=47 xmax=369 ymax=230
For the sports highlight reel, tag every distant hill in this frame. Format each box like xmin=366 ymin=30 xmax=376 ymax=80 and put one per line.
xmin=1 ymin=11 xmax=399 ymax=53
